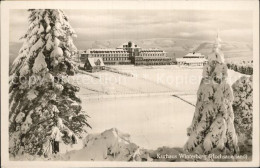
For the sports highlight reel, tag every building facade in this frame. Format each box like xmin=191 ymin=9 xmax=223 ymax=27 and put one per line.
xmin=80 ymin=41 xmax=173 ymax=66
xmin=176 ymin=52 xmax=208 ymax=66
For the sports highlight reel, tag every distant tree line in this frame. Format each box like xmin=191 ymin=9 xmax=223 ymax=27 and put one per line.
xmin=227 ymin=60 xmax=253 ymax=75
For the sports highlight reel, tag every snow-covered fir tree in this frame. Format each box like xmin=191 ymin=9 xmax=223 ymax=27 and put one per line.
xmin=232 ymin=75 xmax=253 ymax=143
xmin=9 ymin=9 xmax=91 ymax=156
xmin=184 ymin=33 xmax=239 ymax=155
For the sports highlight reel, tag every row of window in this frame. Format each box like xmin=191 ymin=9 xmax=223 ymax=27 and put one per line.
xmin=136 ymin=59 xmax=170 ymax=62
xmin=141 ymin=50 xmax=164 ymax=52
xmin=140 ymin=53 xmax=166 ymax=57
xmin=85 ymin=53 xmax=165 ymax=57
xmin=90 ymin=54 xmax=129 ymax=57
xmin=106 ymin=62 xmax=131 ymax=65
xmin=90 ymin=51 xmax=128 ymax=54
xmin=135 ymin=62 xmax=171 ymax=65
xmin=103 ymin=57 xmax=129 ymax=61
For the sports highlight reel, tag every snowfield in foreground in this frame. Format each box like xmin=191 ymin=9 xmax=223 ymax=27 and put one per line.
xmin=10 ymin=65 xmax=249 ymax=161
xmin=62 ymin=65 xmax=247 ymax=152
xmin=83 ymin=95 xmax=195 ymax=150
xmin=58 ymin=95 xmax=195 ymax=153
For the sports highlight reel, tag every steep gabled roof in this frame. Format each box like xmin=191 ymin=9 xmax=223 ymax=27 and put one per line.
xmin=88 ymin=57 xmax=105 ymax=67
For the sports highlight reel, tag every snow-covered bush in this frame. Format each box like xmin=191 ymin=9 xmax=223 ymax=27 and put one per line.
xmin=67 ymin=128 xmax=146 ymax=161
xmin=232 ymin=76 xmax=253 ymax=143
xmin=184 ymin=33 xmax=239 ymax=155
xmin=9 ymin=9 xmax=90 ymax=156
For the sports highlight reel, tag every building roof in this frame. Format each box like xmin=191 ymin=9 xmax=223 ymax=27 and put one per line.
xmin=117 ymin=41 xmax=141 ymax=49
xmin=82 ymin=41 xmax=166 ymax=54
xmin=141 ymin=49 xmax=165 ymax=52
xmin=184 ymin=52 xmax=205 ymax=57
xmin=135 ymin=56 xmax=171 ymax=59
xmin=84 ymin=48 xmax=128 ymax=54
xmin=88 ymin=57 xmax=105 ymax=67
xmin=176 ymin=58 xmax=207 ymax=63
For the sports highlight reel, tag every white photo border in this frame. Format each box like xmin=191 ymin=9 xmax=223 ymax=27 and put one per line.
xmin=1 ymin=0 xmax=259 ymax=167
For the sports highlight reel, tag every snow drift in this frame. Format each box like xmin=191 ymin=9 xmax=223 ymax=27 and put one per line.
xmin=62 ymin=128 xmax=151 ymax=161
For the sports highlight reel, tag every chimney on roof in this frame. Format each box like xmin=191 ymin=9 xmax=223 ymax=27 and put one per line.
xmin=128 ymin=41 xmax=132 ymax=47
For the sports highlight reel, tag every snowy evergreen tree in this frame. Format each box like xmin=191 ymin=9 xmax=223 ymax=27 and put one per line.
xmin=184 ymin=33 xmax=239 ymax=155
xmin=9 ymin=9 xmax=91 ymax=156
xmin=232 ymin=76 xmax=253 ymax=143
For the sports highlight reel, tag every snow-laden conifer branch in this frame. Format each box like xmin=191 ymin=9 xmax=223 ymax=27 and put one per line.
xmin=184 ymin=32 xmax=239 ymax=155
xmin=9 ymin=9 xmax=90 ymax=156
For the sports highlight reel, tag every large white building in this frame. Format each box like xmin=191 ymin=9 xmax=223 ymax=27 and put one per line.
xmin=176 ymin=52 xmax=208 ymax=66
xmin=80 ymin=41 xmax=173 ymax=66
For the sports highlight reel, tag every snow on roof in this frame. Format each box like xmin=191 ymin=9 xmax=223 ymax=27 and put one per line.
xmin=88 ymin=48 xmax=124 ymax=51
xmin=82 ymin=50 xmax=90 ymax=54
xmin=85 ymin=48 xmax=128 ymax=54
xmin=88 ymin=57 xmax=105 ymax=67
xmin=184 ymin=52 xmax=205 ymax=57
xmin=141 ymin=49 xmax=165 ymax=52
xmin=176 ymin=58 xmax=207 ymax=63
xmin=81 ymin=41 xmax=166 ymax=53
xmin=117 ymin=41 xmax=140 ymax=49
xmin=140 ymin=56 xmax=171 ymax=59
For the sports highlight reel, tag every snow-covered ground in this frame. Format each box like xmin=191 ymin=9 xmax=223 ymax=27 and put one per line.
xmin=11 ymin=65 xmax=248 ymax=160
xmin=69 ymin=65 xmax=245 ymax=98
xmin=82 ymin=95 xmax=195 ymax=150
xmin=65 ymin=65 xmax=247 ymax=152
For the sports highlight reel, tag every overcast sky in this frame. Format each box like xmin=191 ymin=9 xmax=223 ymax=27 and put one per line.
xmin=10 ymin=9 xmax=253 ymax=44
